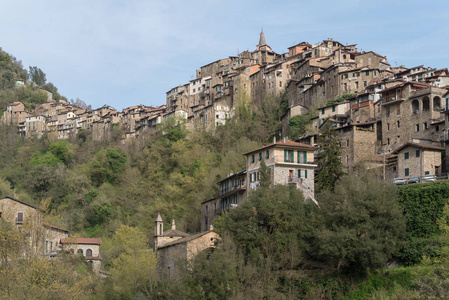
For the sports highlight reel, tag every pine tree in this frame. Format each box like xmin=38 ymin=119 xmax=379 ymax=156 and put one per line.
xmin=315 ymin=123 xmax=344 ymax=192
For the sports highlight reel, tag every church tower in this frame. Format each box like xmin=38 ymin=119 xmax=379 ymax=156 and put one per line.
xmin=154 ymin=212 xmax=163 ymax=251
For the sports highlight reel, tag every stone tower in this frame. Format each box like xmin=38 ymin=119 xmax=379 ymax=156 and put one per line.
xmin=154 ymin=212 xmax=163 ymax=251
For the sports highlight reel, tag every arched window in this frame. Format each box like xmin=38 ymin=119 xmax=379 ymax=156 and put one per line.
xmin=77 ymin=249 xmax=83 ymax=255
xmin=422 ymin=97 xmax=430 ymax=111
xmin=433 ymin=96 xmax=441 ymax=111
xmin=86 ymin=249 xmax=93 ymax=257
xmin=412 ymin=100 xmax=420 ymax=115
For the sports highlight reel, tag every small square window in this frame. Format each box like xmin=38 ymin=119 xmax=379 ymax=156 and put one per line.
xmin=404 ymin=152 xmax=409 ymax=160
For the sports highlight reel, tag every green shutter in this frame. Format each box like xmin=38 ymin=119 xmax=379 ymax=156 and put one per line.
xmin=305 ymin=170 xmax=308 ymax=178
xmin=284 ymin=150 xmax=287 ymax=162
xmin=290 ymin=150 xmax=294 ymax=163
xmin=297 ymin=151 xmax=300 ymax=163
xmin=298 ymin=169 xmax=301 ymax=178
xmin=303 ymin=151 xmax=307 ymax=163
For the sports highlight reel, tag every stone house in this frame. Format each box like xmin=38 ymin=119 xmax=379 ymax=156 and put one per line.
xmin=392 ymin=142 xmax=444 ymax=178
xmin=315 ymin=101 xmax=350 ymax=128
xmin=1 ymin=101 xmax=29 ymax=125
xmin=201 ymin=170 xmax=247 ymax=232
xmin=336 ymin=121 xmax=379 ymax=173
xmin=25 ymin=115 xmax=46 ymax=137
xmin=0 ymin=197 xmax=68 ymax=257
xmin=154 ymin=214 xmax=219 ymax=279
xmin=244 ymin=140 xmax=318 ymax=203
xmin=60 ymin=238 xmax=102 ymax=274
xmin=380 ymin=82 xmax=446 ymax=152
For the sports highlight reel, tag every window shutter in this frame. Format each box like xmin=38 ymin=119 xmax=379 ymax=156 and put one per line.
xmin=303 ymin=151 xmax=307 ymax=163
xmin=298 ymin=169 xmax=301 ymax=178
xmin=284 ymin=150 xmax=287 ymax=162
xmin=305 ymin=170 xmax=308 ymax=178
xmin=290 ymin=151 xmax=294 ymax=162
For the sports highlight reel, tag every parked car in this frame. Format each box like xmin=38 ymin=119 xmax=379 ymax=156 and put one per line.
xmin=393 ymin=178 xmax=407 ymax=185
xmin=408 ymin=176 xmax=420 ymax=184
xmin=423 ymin=174 xmax=436 ymax=182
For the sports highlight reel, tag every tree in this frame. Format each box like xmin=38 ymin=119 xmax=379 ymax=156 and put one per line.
xmin=28 ymin=66 xmax=46 ymax=86
xmin=259 ymin=159 xmax=271 ymax=187
xmin=313 ymin=173 xmax=406 ymax=274
xmin=218 ymin=185 xmax=315 ymax=269
xmin=107 ymin=225 xmax=157 ymax=298
xmin=315 ymin=123 xmax=344 ymax=192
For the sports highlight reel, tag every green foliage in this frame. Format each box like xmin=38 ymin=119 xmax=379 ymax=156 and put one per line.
xmin=316 ymin=123 xmax=344 ymax=192
xmin=288 ymin=113 xmax=313 ymax=140
xmin=326 ymin=93 xmax=356 ymax=106
xmin=314 ymin=174 xmax=407 ymax=274
xmin=89 ymin=148 xmax=127 ymax=186
xmin=218 ymin=185 xmax=315 ymax=269
xmin=29 ymin=66 xmax=46 ymax=86
xmin=398 ymin=181 xmax=449 ymax=238
xmin=49 ymin=140 xmax=74 ymax=166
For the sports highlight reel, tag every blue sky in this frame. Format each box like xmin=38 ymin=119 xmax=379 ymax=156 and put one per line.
xmin=1 ymin=0 xmax=448 ymax=110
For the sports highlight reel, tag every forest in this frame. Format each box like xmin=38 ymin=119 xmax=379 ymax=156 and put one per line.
xmin=1 ymin=47 xmax=449 ymax=299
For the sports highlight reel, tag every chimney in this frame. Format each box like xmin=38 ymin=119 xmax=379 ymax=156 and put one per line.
xmin=273 ymin=136 xmax=276 ymax=144
xmin=209 ymin=224 xmax=214 ymax=231
xmin=171 ymin=219 xmax=176 ymax=230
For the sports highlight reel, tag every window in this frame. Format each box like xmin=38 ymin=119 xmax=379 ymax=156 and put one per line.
xmin=332 ymin=106 xmax=336 ymax=112
xmin=387 ymin=123 xmax=390 ymax=131
xmin=321 ymin=108 xmax=325 ymax=114
xmin=424 ymin=122 xmax=428 ymax=130
xmin=405 ymin=168 xmax=409 ymax=176
xmin=298 ymin=169 xmax=308 ymax=178
xmin=297 ymin=151 xmax=307 ymax=163
xmin=436 ymin=125 xmax=440 ymax=132
xmin=345 ymin=74 xmax=348 ymax=79
xmin=404 ymin=152 xmax=409 ymax=160
xmin=265 ymin=150 xmax=269 ymax=159
xmin=284 ymin=150 xmax=294 ymax=162
xmin=416 ymin=150 xmax=420 ymax=157
xmin=17 ymin=212 xmax=23 ymax=224
xmin=364 ymin=81 xmax=367 ymax=87
xmin=77 ymin=249 xmax=83 ymax=255
xmin=397 ymin=121 xmax=400 ymax=128
xmin=365 ymin=71 xmax=369 ymax=76
xmin=416 ymin=124 xmax=419 ymax=132
xmin=86 ymin=249 xmax=92 ymax=257
xmin=387 ymin=138 xmax=390 ymax=145
xmin=251 ymin=154 xmax=255 ymax=163
xmin=258 ymin=152 xmax=262 ymax=161
xmin=346 ymin=139 xmax=349 ymax=147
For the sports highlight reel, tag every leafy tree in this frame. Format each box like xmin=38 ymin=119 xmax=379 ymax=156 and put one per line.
xmin=29 ymin=66 xmax=46 ymax=86
xmin=107 ymin=225 xmax=157 ymax=298
xmin=315 ymin=123 xmax=344 ymax=192
xmin=218 ymin=185 xmax=315 ymax=269
xmin=259 ymin=159 xmax=271 ymax=187
xmin=49 ymin=140 xmax=74 ymax=166
xmin=313 ymin=173 xmax=406 ymax=274
xmin=89 ymin=148 xmax=127 ymax=186
xmin=288 ymin=113 xmax=312 ymax=140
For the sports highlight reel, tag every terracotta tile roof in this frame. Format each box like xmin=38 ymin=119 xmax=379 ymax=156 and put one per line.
xmin=60 ymin=238 xmax=102 ymax=245
xmin=244 ymin=141 xmax=316 ymax=155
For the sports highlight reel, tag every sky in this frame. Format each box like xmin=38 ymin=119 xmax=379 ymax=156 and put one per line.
xmin=1 ymin=0 xmax=449 ymax=111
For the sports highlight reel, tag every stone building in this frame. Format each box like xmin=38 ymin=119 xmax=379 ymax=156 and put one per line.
xmin=380 ymin=82 xmax=446 ymax=152
xmin=0 ymin=197 xmax=68 ymax=257
xmin=1 ymin=101 xmax=29 ymax=126
xmin=201 ymin=170 xmax=247 ymax=232
xmin=392 ymin=142 xmax=444 ymax=178
xmin=154 ymin=214 xmax=219 ymax=279
xmin=60 ymin=238 xmax=102 ymax=274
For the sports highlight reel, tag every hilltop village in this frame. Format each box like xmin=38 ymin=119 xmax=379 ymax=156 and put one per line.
xmin=3 ymin=31 xmax=449 ymax=184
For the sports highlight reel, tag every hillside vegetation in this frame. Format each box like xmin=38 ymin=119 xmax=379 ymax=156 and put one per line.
xmin=2 ymin=48 xmax=449 ymax=299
